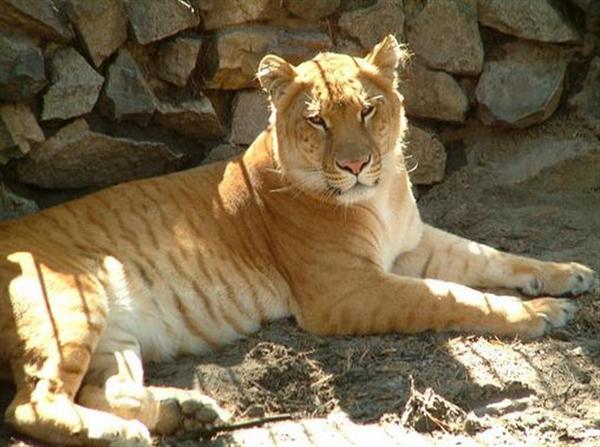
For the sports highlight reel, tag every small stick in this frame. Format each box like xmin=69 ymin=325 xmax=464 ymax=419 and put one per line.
xmin=175 ymin=414 xmax=294 ymax=441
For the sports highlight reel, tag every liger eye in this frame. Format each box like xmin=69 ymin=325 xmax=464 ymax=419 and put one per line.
xmin=307 ymin=115 xmax=327 ymax=129
xmin=361 ymin=104 xmax=375 ymax=120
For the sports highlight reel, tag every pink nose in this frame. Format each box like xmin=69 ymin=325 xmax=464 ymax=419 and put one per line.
xmin=336 ymin=155 xmax=371 ymax=175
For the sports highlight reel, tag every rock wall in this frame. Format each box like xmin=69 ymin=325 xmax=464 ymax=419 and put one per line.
xmin=0 ymin=0 xmax=598 ymax=220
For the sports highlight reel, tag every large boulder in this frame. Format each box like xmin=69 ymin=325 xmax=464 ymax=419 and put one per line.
xmin=339 ymin=0 xmax=404 ymax=49
xmin=122 ymin=0 xmax=199 ymax=44
xmin=399 ymin=61 xmax=469 ymax=123
xmin=0 ymin=30 xmax=46 ymax=101
xmin=479 ymin=0 xmax=580 ymax=44
xmin=102 ymin=49 xmax=157 ymax=122
xmin=204 ymin=27 xmax=332 ymax=90
xmin=203 ymin=143 xmax=245 ymax=165
xmin=0 ymin=102 xmax=45 ymax=160
xmin=230 ymin=90 xmax=270 ymax=145
xmin=0 ymin=186 xmax=38 ymax=221
xmin=286 ymin=0 xmax=340 ymax=21
xmin=192 ymin=0 xmax=281 ymax=30
xmin=42 ymin=47 xmax=105 ymax=121
xmin=65 ymin=0 xmax=128 ymax=67
xmin=406 ymin=0 xmax=483 ymax=75
xmin=18 ymin=119 xmax=183 ymax=189
xmin=404 ymin=124 xmax=446 ymax=185
xmin=0 ymin=0 xmax=73 ymax=42
xmin=155 ymin=97 xmax=226 ymax=140
xmin=475 ymin=42 xmax=569 ymax=128
xmin=569 ymin=57 xmax=600 ymax=130
xmin=156 ymin=35 xmax=203 ymax=87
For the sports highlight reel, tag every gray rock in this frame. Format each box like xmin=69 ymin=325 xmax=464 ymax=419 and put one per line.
xmin=339 ymin=0 xmax=404 ymax=49
xmin=0 ymin=102 xmax=44 ymax=159
xmin=231 ymin=90 xmax=270 ymax=145
xmin=156 ymin=35 xmax=203 ymax=87
xmin=0 ymin=0 xmax=73 ymax=42
xmin=475 ymin=42 xmax=569 ymax=128
xmin=406 ymin=0 xmax=483 ymax=75
xmin=203 ymin=143 xmax=245 ymax=164
xmin=404 ymin=124 xmax=446 ymax=185
xmin=102 ymin=49 xmax=157 ymax=122
xmin=204 ymin=27 xmax=332 ymax=90
xmin=479 ymin=0 xmax=580 ymax=44
xmin=0 ymin=30 xmax=46 ymax=101
xmin=0 ymin=185 xmax=38 ymax=221
xmin=287 ymin=0 xmax=340 ymax=21
xmin=569 ymin=57 xmax=600 ymax=124
xmin=155 ymin=97 xmax=225 ymax=140
xmin=65 ymin=0 xmax=128 ymax=67
xmin=123 ymin=0 xmax=199 ymax=44
xmin=18 ymin=119 xmax=183 ymax=189
xmin=191 ymin=0 xmax=280 ymax=30
xmin=42 ymin=47 xmax=104 ymax=121
xmin=399 ymin=61 xmax=469 ymax=123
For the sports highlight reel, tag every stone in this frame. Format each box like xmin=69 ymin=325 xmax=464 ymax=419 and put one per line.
xmin=122 ymin=0 xmax=199 ymax=44
xmin=155 ymin=97 xmax=226 ymax=140
xmin=18 ymin=119 xmax=183 ymax=189
xmin=479 ymin=0 xmax=580 ymax=44
xmin=203 ymin=144 xmax=245 ymax=164
xmin=404 ymin=124 xmax=446 ymax=185
xmin=0 ymin=185 xmax=38 ymax=221
xmin=156 ymin=35 xmax=203 ymax=87
xmin=0 ymin=30 xmax=46 ymax=101
xmin=339 ymin=0 xmax=404 ymax=49
xmin=204 ymin=27 xmax=332 ymax=90
xmin=475 ymin=41 xmax=569 ymax=128
xmin=0 ymin=102 xmax=44 ymax=158
xmin=406 ymin=0 xmax=483 ymax=75
xmin=102 ymin=49 xmax=157 ymax=122
xmin=191 ymin=0 xmax=279 ymax=30
xmin=287 ymin=0 xmax=340 ymax=21
xmin=399 ymin=61 xmax=469 ymax=123
xmin=569 ymin=57 xmax=600 ymax=124
xmin=42 ymin=47 xmax=104 ymax=121
xmin=65 ymin=0 xmax=128 ymax=67
xmin=0 ymin=0 xmax=73 ymax=42
xmin=231 ymin=90 xmax=270 ymax=145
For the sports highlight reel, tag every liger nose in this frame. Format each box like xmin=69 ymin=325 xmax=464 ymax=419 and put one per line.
xmin=336 ymin=155 xmax=371 ymax=175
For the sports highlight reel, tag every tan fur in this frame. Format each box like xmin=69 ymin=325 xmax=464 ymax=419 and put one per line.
xmin=0 ymin=35 xmax=597 ymax=446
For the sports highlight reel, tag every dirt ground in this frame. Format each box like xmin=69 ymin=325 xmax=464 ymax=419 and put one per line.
xmin=1 ymin=112 xmax=599 ymax=446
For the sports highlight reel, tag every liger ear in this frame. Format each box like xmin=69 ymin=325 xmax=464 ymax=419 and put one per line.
xmin=365 ymin=34 xmax=409 ymax=85
xmin=257 ymin=54 xmax=296 ymax=103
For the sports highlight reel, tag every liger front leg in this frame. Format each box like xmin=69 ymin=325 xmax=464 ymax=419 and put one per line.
xmin=393 ymin=225 xmax=598 ymax=297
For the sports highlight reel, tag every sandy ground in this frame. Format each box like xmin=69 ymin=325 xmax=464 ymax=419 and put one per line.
xmin=1 ymin=113 xmax=599 ymax=446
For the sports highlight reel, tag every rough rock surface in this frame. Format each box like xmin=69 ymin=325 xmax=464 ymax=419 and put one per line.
xmin=400 ymin=61 xmax=469 ymax=123
xmin=203 ymin=143 xmax=245 ymax=164
xmin=404 ymin=124 xmax=446 ymax=185
xmin=339 ymin=0 xmax=404 ymax=49
xmin=192 ymin=0 xmax=280 ymax=30
xmin=0 ymin=0 xmax=73 ymax=42
xmin=0 ymin=102 xmax=44 ymax=159
xmin=18 ymin=119 xmax=183 ymax=189
xmin=102 ymin=49 xmax=157 ymax=122
xmin=287 ymin=0 xmax=340 ymax=21
xmin=204 ymin=27 xmax=332 ymax=89
xmin=122 ymin=0 xmax=199 ymax=44
xmin=155 ymin=97 xmax=225 ymax=140
xmin=231 ymin=90 xmax=270 ymax=145
xmin=0 ymin=30 xmax=46 ymax=101
xmin=156 ymin=35 xmax=203 ymax=86
xmin=65 ymin=0 xmax=128 ymax=67
xmin=569 ymin=57 xmax=600 ymax=123
xmin=479 ymin=0 xmax=580 ymax=44
xmin=476 ymin=42 xmax=569 ymax=128
xmin=0 ymin=186 xmax=38 ymax=221
xmin=406 ymin=0 xmax=483 ymax=75
xmin=42 ymin=47 xmax=104 ymax=121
